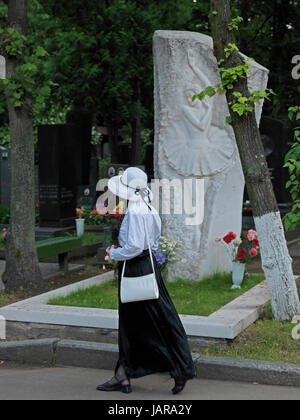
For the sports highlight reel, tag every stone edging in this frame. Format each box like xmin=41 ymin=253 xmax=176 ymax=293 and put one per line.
xmin=0 ymin=270 xmax=271 ymax=340
xmin=1 ymin=338 xmax=300 ymax=388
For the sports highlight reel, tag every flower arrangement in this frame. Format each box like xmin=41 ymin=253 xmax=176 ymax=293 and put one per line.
xmin=216 ymin=229 xmax=260 ymax=289
xmin=153 ymin=236 xmax=183 ymax=278
xmin=75 ymin=204 xmax=124 ymax=226
xmin=76 ymin=207 xmax=85 ymax=219
xmin=216 ymin=229 xmax=260 ymax=264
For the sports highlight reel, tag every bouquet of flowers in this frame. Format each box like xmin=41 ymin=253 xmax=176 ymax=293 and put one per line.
xmin=153 ymin=236 xmax=183 ymax=278
xmin=216 ymin=229 xmax=260 ymax=264
xmin=76 ymin=207 xmax=85 ymax=219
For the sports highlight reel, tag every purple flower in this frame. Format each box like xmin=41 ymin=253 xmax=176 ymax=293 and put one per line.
xmin=154 ymin=250 xmax=166 ymax=266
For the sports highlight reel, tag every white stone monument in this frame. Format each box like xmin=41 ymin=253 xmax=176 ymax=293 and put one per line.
xmin=153 ymin=30 xmax=269 ymax=281
xmin=0 ymin=56 xmax=5 ymax=80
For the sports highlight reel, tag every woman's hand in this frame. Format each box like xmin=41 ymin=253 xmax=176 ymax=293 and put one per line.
xmin=105 ymin=245 xmax=116 ymax=261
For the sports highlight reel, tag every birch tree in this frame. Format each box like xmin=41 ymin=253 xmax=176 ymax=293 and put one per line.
xmin=203 ymin=0 xmax=300 ymax=321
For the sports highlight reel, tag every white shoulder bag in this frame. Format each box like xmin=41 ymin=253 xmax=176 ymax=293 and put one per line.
xmin=120 ymin=216 xmax=159 ymax=304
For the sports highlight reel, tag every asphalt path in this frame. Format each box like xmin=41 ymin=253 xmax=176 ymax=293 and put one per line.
xmin=0 ymin=363 xmax=299 ymax=401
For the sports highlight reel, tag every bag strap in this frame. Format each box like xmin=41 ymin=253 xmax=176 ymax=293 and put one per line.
xmin=121 ymin=213 xmax=155 ymax=278
xmin=144 ymin=216 xmax=156 ymax=274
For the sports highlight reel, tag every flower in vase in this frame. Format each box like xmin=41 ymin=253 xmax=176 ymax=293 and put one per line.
xmin=249 ymin=248 xmax=258 ymax=257
xmin=76 ymin=208 xmax=84 ymax=219
xmin=247 ymin=230 xmax=258 ymax=241
xmin=223 ymin=232 xmax=237 ymax=244
xmin=237 ymin=249 xmax=247 ymax=261
xmin=233 ymin=237 xmax=242 ymax=247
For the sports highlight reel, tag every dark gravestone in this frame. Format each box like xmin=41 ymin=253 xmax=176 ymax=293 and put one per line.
xmin=38 ymin=124 xmax=82 ymax=227
xmin=0 ymin=147 xmax=11 ymax=207
xmin=77 ymin=185 xmax=96 ymax=208
xmin=259 ymin=116 xmax=291 ymax=204
xmin=66 ymin=109 xmax=92 ymax=185
xmin=34 ymin=165 xmax=39 ymax=203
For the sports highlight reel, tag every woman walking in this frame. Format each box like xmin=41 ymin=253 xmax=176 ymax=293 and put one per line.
xmin=96 ymin=167 xmax=196 ymax=395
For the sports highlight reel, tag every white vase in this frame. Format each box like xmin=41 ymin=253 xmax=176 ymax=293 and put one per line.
xmin=76 ymin=218 xmax=85 ymax=237
xmin=232 ymin=261 xmax=246 ymax=289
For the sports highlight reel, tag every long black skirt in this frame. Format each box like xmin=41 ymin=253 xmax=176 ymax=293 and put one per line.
xmin=115 ymin=250 xmax=197 ymax=380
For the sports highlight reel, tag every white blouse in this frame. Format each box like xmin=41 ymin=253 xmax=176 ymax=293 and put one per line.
xmin=109 ymin=200 xmax=161 ymax=261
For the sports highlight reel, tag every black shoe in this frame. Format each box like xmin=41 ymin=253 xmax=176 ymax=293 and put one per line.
xmin=96 ymin=380 xmax=132 ymax=394
xmin=172 ymin=378 xmax=188 ymax=395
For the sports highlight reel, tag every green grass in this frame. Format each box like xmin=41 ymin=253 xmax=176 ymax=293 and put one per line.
xmin=199 ymin=302 xmax=300 ymax=364
xmin=65 ymin=231 xmax=102 ymax=245
xmin=48 ymin=272 xmax=265 ymax=316
xmin=0 ymin=294 xmax=11 ymax=307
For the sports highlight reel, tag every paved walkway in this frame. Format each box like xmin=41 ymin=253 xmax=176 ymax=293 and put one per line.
xmin=0 ymin=363 xmax=299 ymax=400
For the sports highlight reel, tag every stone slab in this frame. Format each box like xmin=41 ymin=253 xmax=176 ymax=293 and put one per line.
xmin=153 ymin=30 xmax=269 ymax=281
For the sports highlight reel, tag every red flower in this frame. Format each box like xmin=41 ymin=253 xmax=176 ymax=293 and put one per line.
xmin=249 ymin=248 xmax=258 ymax=257
xmin=237 ymin=249 xmax=246 ymax=261
xmin=245 ymin=233 xmax=249 ymax=240
xmin=223 ymin=231 xmax=237 ymax=244
xmin=252 ymin=238 xmax=260 ymax=248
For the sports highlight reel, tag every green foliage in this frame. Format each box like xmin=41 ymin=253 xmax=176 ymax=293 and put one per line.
xmin=29 ymin=0 xmax=195 ymax=139
xmin=218 ymin=58 xmax=251 ymax=88
xmin=283 ymin=106 xmax=300 ymax=231
xmin=0 ymin=124 xmax=10 ymax=148
xmin=1 ymin=77 xmax=25 ymax=108
xmin=0 ymin=204 xmax=40 ymax=225
xmin=230 ymin=0 xmax=299 ymax=119
xmin=228 ymin=16 xmax=243 ymax=31
xmin=0 ymin=6 xmax=58 ymax=115
xmin=0 ymin=205 xmax=10 ymax=224
xmin=0 ymin=27 xmax=26 ymax=57
xmin=193 ymin=28 xmax=275 ymax=119
xmin=224 ymin=43 xmax=239 ymax=58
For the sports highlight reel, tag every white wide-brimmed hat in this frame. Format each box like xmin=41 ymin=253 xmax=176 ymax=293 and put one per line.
xmin=107 ymin=167 xmax=153 ymax=203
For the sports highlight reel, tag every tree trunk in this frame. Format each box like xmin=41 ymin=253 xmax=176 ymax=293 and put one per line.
xmin=2 ymin=0 xmax=44 ymax=293
xmin=209 ymin=0 xmax=300 ymax=321
xmin=107 ymin=121 xmax=119 ymax=163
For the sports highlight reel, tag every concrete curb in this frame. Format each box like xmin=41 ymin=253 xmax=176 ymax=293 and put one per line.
xmin=1 ymin=339 xmax=300 ymax=388
xmin=193 ymin=354 xmax=300 ymax=387
xmin=55 ymin=340 xmax=118 ymax=370
xmin=0 ymin=338 xmax=59 ymax=366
